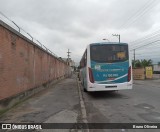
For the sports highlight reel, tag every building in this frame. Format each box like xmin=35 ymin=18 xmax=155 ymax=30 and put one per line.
xmin=62 ymin=58 xmax=75 ymax=67
xmin=153 ymin=64 xmax=160 ymax=74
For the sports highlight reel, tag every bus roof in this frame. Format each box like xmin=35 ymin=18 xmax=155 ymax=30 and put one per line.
xmin=90 ymin=42 xmax=128 ymax=45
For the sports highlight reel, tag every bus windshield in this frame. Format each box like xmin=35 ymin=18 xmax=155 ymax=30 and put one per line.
xmin=90 ymin=44 xmax=129 ymax=63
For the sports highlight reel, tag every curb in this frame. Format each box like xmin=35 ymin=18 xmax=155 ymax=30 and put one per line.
xmin=76 ymin=76 xmax=89 ymax=132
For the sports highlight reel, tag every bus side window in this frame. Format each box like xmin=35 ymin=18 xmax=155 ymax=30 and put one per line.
xmin=80 ymin=50 xmax=87 ymax=68
xmin=84 ymin=50 xmax=87 ymax=66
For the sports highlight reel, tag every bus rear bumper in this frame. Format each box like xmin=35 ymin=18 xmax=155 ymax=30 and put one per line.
xmin=87 ymin=82 xmax=132 ymax=92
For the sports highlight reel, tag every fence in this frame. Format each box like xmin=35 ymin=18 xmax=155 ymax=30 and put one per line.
xmin=0 ymin=12 xmax=57 ymax=56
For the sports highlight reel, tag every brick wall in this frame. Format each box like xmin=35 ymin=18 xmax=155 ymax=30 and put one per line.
xmin=0 ymin=21 xmax=70 ymax=100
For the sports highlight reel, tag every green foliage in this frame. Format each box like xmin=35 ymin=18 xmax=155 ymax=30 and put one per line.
xmin=132 ymin=59 xmax=152 ymax=68
xmin=141 ymin=59 xmax=152 ymax=67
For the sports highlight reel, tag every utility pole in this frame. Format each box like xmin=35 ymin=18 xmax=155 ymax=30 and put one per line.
xmin=134 ymin=49 xmax=135 ymax=62
xmin=133 ymin=49 xmax=136 ymax=68
xmin=67 ymin=49 xmax=71 ymax=65
xmin=67 ymin=49 xmax=71 ymax=59
xmin=112 ymin=34 xmax=120 ymax=43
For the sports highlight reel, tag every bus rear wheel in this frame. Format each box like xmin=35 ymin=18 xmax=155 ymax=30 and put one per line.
xmin=83 ymin=87 xmax=87 ymax=92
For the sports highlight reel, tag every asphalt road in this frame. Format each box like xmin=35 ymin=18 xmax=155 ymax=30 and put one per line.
xmin=82 ymin=78 xmax=160 ymax=132
xmin=0 ymin=74 xmax=160 ymax=132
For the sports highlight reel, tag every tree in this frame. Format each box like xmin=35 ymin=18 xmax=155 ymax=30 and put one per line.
xmin=132 ymin=59 xmax=152 ymax=68
xmin=135 ymin=60 xmax=142 ymax=68
xmin=141 ymin=59 xmax=152 ymax=67
xmin=132 ymin=60 xmax=142 ymax=68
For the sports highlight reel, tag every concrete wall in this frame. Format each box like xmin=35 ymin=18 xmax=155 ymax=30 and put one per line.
xmin=133 ymin=68 xmax=145 ymax=80
xmin=153 ymin=64 xmax=160 ymax=74
xmin=0 ymin=20 xmax=71 ymax=102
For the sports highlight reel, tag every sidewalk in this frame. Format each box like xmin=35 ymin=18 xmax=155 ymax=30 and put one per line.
xmin=0 ymin=74 xmax=81 ymax=132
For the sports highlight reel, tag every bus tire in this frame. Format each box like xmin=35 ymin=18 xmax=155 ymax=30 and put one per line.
xmin=83 ymin=87 xmax=87 ymax=92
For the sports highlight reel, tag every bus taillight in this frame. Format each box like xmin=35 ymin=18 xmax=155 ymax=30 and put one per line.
xmin=128 ymin=66 xmax=131 ymax=82
xmin=88 ymin=67 xmax=94 ymax=83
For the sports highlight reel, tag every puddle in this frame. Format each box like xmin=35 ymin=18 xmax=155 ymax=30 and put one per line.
xmin=134 ymin=103 xmax=155 ymax=110
xmin=138 ymin=112 xmax=160 ymax=122
xmin=134 ymin=103 xmax=160 ymax=122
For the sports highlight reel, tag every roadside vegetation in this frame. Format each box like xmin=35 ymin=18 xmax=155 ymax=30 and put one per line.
xmin=132 ymin=59 xmax=152 ymax=68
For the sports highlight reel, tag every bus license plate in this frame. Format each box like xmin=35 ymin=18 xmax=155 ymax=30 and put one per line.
xmin=105 ymin=86 xmax=117 ymax=88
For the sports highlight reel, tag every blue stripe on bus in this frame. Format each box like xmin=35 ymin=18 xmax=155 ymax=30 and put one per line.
xmin=91 ymin=60 xmax=129 ymax=84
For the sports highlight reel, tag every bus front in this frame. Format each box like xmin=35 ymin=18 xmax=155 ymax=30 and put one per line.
xmin=87 ymin=43 xmax=132 ymax=91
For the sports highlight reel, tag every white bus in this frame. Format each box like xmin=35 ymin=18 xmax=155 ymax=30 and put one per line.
xmin=79 ymin=42 xmax=132 ymax=92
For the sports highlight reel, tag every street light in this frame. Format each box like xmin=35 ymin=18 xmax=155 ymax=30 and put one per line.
xmin=112 ymin=34 xmax=120 ymax=43
xmin=102 ymin=38 xmax=110 ymax=42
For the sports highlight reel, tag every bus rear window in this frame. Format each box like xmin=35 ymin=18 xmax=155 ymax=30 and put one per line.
xmin=90 ymin=44 xmax=129 ymax=63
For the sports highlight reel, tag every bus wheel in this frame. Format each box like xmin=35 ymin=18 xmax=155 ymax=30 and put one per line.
xmin=83 ymin=87 xmax=87 ymax=92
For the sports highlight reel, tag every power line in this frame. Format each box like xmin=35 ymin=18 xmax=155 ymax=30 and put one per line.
xmin=124 ymin=0 xmax=160 ymax=52
xmin=136 ymin=44 xmax=160 ymax=51
xmin=120 ymin=0 xmax=157 ymax=30
xmin=131 ymin=40 xmax=160 ymax=61
xmin=129 ymin=32 xmax=160 ymax=49
xmin=130 ymin=30 xmax=160 ymax=49
xmin=138 ymin=56 xmax=160 ymax=59
xmin=130 ymin=29 xmax=160 ymax=44
xmin=120 ymin=0 xmax=152 ymax=28
xmin=130 ymin=34 xmax=160 ymax=46
xmin=131 ymin=40 xmax=160 ymax=50
xmin=128 ymin=0 xmax=158 ymax=29
xmin=130 ymin=51 xmax=160 ymax=56
xmin=130 ymin=40 xmax=160 ymax=50
xmin=130 ymin=38 xmax=160 ymax=50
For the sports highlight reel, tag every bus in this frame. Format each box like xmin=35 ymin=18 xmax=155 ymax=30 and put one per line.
xmin=79 ymin=42 xmax=132 ymax=92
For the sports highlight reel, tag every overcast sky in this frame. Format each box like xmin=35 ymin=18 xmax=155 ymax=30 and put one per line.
xmin=1 ymin=0 xmax=160 ymax=64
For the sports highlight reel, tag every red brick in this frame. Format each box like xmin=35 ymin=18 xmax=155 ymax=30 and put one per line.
xmin=0 ymin=25 xmax=70 ymax=100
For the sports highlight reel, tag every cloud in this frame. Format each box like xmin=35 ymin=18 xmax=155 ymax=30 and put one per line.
xmin=1 ymin=0 xmax=160 ymax=63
